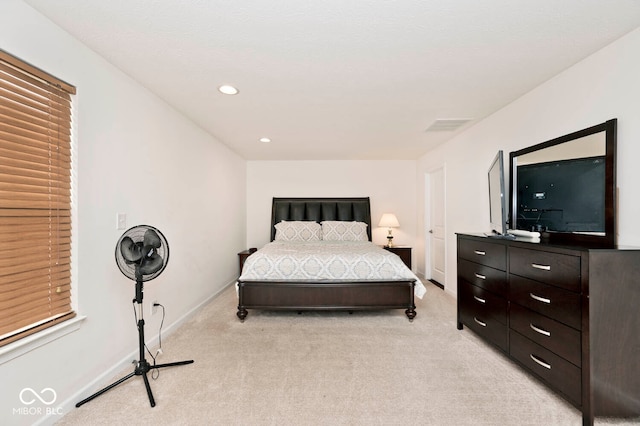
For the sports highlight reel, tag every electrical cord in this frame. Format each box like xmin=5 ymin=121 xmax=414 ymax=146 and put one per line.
xmin=151 ymin=303 xmax=166 ymax=380
xmin=131 ymin=299 xmax=166 ymax=380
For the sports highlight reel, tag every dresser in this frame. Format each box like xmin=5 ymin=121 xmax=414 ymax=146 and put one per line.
xmin=456 ymin=233 xmax=640 ymax=426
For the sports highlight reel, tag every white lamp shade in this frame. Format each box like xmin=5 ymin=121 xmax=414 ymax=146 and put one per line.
xmin=378 ymin=213 xmax=400 ymax=228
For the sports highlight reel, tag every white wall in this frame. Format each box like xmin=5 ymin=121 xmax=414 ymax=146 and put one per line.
xmin=416 ymin=27 xmax=640 ymax=295
xmin=0 ymin=1 xmax=246 ymax=424
xmin=246 ymin=160 xmax=417 ymax=256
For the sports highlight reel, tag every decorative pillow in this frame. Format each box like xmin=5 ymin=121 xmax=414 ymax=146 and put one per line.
xmin=321 ymin=221 xmax=368 ymax=241
xmin=274 ymin=221 xmax=322 ymax=241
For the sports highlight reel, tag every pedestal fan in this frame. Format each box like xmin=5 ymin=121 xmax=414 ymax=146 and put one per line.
xmin=76 ymin=225 xmax=193 ymax=408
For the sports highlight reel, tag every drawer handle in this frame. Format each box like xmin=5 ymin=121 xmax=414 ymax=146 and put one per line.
xmin=474 ymin=250 xmax=486 ymax=256
xmin=530 ymin=323 xmax=551 ymax=337
xmin=530 ymin=354 xmax=552 ymax=370
xmin=474 ymin=273 xmax=486 ymax=280
xmin=530 ymin=293 xmax=551 ymax=304
xmin=473 ymin=295 xmax=486 ymax=304
xmin=473 ymin=317 xmax=487 ymax=327
xmin=531 ymin=263 xmax=551 ymax=271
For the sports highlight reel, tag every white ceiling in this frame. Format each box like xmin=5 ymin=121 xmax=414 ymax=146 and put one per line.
xmin=24 ymin=0 xmax=640 ymax=160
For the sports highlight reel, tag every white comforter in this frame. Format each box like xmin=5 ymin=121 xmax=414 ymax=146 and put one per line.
xmin=239 ymin=241 xmax=426 ymax=299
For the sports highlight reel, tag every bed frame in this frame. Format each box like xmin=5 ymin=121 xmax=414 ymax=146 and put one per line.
xmin=236 ymin=197 xmax=417 ymax=321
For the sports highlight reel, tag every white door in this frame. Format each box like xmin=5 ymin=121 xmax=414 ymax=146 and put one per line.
xmin=426 ymin=167 xmax=446 ymax=285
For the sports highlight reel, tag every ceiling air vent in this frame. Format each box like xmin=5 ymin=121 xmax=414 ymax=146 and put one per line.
xmin=425 ymin=119 xmax=473 ymax=132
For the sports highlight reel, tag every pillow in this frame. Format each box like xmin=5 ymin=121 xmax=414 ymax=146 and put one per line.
xmin=274 ymin=221 xmax=322 ymax=242
xmin=321 ymin=221 xmax=368 ymax=241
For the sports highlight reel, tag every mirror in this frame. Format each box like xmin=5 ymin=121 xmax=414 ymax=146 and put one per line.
xmin=509 ymin=119 xmax=617 ymax=246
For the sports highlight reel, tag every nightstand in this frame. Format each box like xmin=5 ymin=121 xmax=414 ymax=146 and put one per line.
xmin=383 ymin=246 xmax=412 ymax=269
xmin=237 ymin=248 xmax=257 ymax=275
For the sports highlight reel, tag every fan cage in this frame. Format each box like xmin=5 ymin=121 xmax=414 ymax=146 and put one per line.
xmin=115 ymin=225 xmax=169 ymax=282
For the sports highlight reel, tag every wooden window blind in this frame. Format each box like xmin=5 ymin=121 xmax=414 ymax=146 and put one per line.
xmin=0 ymin=50 xmax=76 ymax=348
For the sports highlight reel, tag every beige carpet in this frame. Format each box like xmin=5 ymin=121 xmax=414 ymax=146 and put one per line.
xmin=57 ymin=282 xmax=638 ymax=426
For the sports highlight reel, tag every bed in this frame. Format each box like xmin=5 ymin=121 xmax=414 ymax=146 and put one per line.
xmin=236 ymin=197 xmax=425 ymax=321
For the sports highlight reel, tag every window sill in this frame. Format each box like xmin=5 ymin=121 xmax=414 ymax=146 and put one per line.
xmin=0 ymin=315 xmax=87 ymax=365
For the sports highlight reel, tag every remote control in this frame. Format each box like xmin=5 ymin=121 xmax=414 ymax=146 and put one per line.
xmin=507 ymin=229 xmax=541 ymax=238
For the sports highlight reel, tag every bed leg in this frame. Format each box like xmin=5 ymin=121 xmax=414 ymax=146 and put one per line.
xmin=237 ymin=307 xmax=248 ymax=322
xmin=406 ymin=282 xmax=417 ymax=322
xmin=405 ymin=308 xmax=416 ymax=322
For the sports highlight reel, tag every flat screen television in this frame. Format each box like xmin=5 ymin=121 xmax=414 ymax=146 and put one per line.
xmin=515 ymin=156 xmax=605 ymax=233
xmin=509 ymin=119 xmax=616 ymax=246
xmin=487 ymin=150 xmax=512 ymax=238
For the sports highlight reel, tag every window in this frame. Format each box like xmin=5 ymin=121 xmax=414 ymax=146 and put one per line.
xmin=0 ymin=50 xmax=76 ymax=348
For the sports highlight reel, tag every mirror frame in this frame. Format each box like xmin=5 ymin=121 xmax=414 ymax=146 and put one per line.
xmin=509 ymin=119 xmax=617 ymax=247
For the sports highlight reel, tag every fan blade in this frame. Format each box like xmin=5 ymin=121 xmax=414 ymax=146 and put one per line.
xmin=138 ymin=253 xmax=164 ymax=275
xmin=143 ymin=229 xmax=162 ymax=249
xmin=120 ymin=237 xmax=143 ymax=263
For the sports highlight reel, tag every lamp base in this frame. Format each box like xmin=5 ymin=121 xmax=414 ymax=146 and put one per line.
xmin=386 ymin=235 xmax=394 ymax=247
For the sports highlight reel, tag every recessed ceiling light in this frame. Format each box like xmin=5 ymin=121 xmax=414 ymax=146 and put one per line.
xmin=259 ymin=137 xmax=271 ymax=143
xmin=218 ymin=85 xmax=239 ymax=95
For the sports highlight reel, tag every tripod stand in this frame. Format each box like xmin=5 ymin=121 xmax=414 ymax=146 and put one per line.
xmin=76 ymin=280 xmax=194 ymax=408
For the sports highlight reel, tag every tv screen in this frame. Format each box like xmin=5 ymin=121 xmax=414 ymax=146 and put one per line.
xmin=488 ymin=150 xmax=508 ymax=236
xmin=515 ymin=156 xmax=605 ymax=233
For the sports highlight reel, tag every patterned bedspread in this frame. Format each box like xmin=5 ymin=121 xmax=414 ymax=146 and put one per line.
xmin=239 ymin=241 xmax=426 ymax=298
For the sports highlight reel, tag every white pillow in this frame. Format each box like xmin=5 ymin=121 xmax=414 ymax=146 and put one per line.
xmin=321 ymin=221 xmax=368 ymax=241
xmin=274 ymin=221 xmax=322 ymax=241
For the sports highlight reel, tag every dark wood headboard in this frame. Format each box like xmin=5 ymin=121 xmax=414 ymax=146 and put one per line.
xmin=270 ymin=197 xmax=372 ymax=241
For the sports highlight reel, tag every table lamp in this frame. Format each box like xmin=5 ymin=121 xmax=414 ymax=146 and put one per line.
xmin=378 ymin=213 xmax=400 ymax=247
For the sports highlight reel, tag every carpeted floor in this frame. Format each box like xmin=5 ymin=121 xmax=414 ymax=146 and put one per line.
xmin=57 ymin=281 xmax=638 ymax=425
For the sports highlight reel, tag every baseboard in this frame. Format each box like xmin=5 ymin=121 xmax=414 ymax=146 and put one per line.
xmin=145 ymin=280 xmax=234 ymax=348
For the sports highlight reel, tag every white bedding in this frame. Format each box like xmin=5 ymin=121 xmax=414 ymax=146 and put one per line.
xmin=239 ymin=241 xmax=426 ymax=299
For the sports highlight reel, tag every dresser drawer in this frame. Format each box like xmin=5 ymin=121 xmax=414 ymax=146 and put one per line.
xmin=510 ymin=304 xmax=581 ymax=366
xmin=460 ymin=287 xmax=508 ymax=351
xmin=509 ymin=274 xmax=581 ymax=329
xmin=458 ymin=259 xmax=507 ymax=295
xmin=509 ymin=247 xmax=581 ymax=292
xmin=458 ymin=238 xmax=506 ymax=271
xmin=510 ymin=331 xmax=581 ymax=406
xmin=459 ymin=280 xmax=507 ymax=325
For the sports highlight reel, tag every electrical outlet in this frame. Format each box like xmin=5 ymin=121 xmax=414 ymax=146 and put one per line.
xmin=150 ymin=300 xmax=159 ymax=315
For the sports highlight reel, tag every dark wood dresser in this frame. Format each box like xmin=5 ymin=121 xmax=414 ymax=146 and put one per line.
xmin=456 ymin=233 xmax=640 ymax=426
